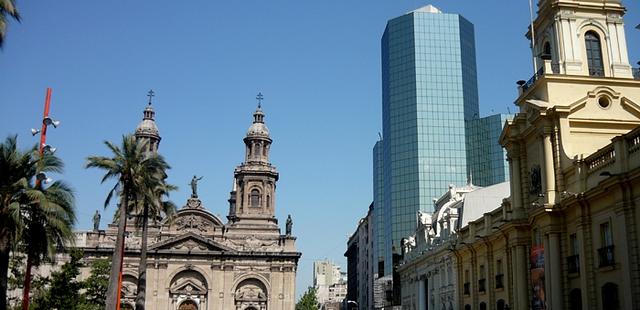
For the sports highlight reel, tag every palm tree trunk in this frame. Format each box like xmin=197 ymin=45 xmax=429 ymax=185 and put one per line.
xmin=106 ymin=193 xmax=129 ymax=310
xmin=0 ymin=234 xmax=10 ymax=310
xmin=20 ymin=255 xmax=32 ymax=310
xmin=135 ymin=203 xmax=149 ymax=310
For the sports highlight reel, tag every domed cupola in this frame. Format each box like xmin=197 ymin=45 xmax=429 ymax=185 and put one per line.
xmin=243 ymin=93 xmax=272 ymax=163
xmin=246 ymin=106 xmax=270 ymax=138
xmin=135 ymin=90 xmax=161 ymax=153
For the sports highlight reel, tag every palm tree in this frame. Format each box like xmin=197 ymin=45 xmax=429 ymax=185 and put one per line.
xmin=0 ymin=135 xmax=33 ymax=310
xmin=134 ymin=180 xmax=176 ymax=310
xmin=86 ymin=135 xmax=169 ymax=310
xmin=0 ymin=0 xmax=20 ymax=48
xmin=18 ymin=150 xmax=76 ymax=310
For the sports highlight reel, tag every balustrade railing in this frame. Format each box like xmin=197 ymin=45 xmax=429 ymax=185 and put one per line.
xmin=566 ymin=255 xmax=580 ymax=274
xmin=585 ymin=145 xmax=615 ymax=174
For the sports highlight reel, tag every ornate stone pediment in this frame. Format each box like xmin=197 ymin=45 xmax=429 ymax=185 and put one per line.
xmin=170 ymin=278 xmax=207 ymax=296
xmin=149 ymin=232 xmax=234 ymax=252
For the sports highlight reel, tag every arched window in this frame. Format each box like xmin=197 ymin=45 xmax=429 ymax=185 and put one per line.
xmin=585 ymin=31 xmax=604 ymax=76
xmin=250 ymin=189 xmax=261 ymax=208
xmin=569 ymin=288 xmax=582 ymax=310
xmin=497 ymin=299 xmax=506 ymax=310
xmin=479 ymin=302 xmax=487 ymax=310
xmin=464 ymin=305 xmax=471 ymax=310
xmin=542 ymin=41 xmax=552 ymax=59
xmin=266 ymin=195 xmax=270 ymax=209
xmin=602 ymin=283 xmax=619 ymax=310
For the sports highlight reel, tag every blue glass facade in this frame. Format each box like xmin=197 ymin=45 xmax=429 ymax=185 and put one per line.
xmin=372 ymin=140 xmax=385 ymax=277
xmin=466 ymin=114 xmax=513 ymax=187
xmin=380 ymin=8 xmax=478 ymax=275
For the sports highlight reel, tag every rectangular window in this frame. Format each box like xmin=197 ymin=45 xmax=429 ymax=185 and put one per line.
xmin=570 ymin=233 xmax=579 ymax=255
xmin=600 ymin=222 xmax=613 ymax=246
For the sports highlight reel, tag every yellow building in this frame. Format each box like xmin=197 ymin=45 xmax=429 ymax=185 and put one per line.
xmin=491 ymin=0 xmax=639 ymax=309
xmin=401 ymin=0 xmax=640 ymax=309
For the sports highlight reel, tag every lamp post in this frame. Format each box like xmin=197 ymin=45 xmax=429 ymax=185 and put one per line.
xmin=22 ymin=87 xmax=60 ymax=310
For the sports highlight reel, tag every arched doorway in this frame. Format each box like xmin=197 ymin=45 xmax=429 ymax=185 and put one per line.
xmin=179 ymin=300 xmax=198 ymax=310
xmin=169 ymin=269 xmax=208 ymax=310
xmin=569 ymin=288 xmax=582 ymax=310
xmin=602 ymin=283 xmax=619 ymax=310
xmin=234 ymin=278 xmax=268 ymax=310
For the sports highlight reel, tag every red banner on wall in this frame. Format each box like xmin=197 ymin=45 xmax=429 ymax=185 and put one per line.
xmin=530 ymin=245 xmax=546 ymax=309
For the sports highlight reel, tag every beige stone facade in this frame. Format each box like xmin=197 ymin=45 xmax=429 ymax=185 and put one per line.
xmin=399 ymin=0 xmax=640 ymax=309
xmin=74 ymin=102 xmax=300 ymax=310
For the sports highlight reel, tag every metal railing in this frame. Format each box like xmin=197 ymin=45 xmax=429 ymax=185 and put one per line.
xmin=589 ymin=67 xmax=605 ymax=77
xmin=598 ymin=245 xmax=615 ymax=267
xmin=566 ymin=255 xmax=580 ymax=274
xmin=522 ymin=67 xmax=545 ymax=91
xmin=478 ymin=279 xmax=486 ymax=293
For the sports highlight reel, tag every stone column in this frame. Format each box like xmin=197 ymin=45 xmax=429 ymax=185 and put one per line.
xmin=543 ymin=235 xmax=552 ymax=309
xmin=543 ymin=131 xmax=556 ymax=204
xmin=549 ymin=233 xmax=563 ymax=310
xmin=508 ymin=149 xmax=524 ymax=219
xmin=515 ymin=245 xmax=528 ymax=310
xmin=418 ymin=277 xmax=427 ymax=310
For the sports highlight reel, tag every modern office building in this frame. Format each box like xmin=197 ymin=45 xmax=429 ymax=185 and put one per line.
xmin=466 ymin=113 xmax=512 ymax=187
xmin=372 ymin=139 xmax=386 ymax=277
xmin=380 ymin=4 xmax=479 ymax=275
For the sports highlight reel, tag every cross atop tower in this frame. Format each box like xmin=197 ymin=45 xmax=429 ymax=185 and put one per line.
xmin=147 ymin=89 xmax=155 ymax=105
xmin=256 ymin=92 xmax=264 ymax=109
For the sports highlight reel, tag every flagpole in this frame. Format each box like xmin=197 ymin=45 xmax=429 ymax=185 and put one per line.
xmin=529 ymin=0 xmax=538 ymax=74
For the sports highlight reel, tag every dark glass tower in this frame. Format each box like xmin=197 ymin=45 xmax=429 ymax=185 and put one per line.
xmin=380 ymin=5 xmax=479 ymax=275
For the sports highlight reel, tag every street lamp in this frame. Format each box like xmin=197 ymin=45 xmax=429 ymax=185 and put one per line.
xmin=42 ymin=116 xmax=60 ymax=128
xmin=346 ymin=300 xmax=358 ymax=310
xmin=42 ymin=144 xmax=57 ymax=154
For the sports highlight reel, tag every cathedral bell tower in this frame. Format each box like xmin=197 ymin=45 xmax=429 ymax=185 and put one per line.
xmin=528 ymin=0 xmax=633 ymax=78
xmin=227 ymin=94 xmax=280 ymax=234
xmin=135 ymin=90 xmax=161 ymax=153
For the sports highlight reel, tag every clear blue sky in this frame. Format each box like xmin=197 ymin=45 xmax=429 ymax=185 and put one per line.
xmin=1 ymin=0 xmax=639 ymax=299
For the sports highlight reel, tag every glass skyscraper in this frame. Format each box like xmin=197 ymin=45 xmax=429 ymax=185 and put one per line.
xmin=372 ymin=139 xmax=388 ymax=278
xmin=466 ymin=114 xmax=513 ymax=187
xmin=380 ymin=5 xmax=478 ymax=275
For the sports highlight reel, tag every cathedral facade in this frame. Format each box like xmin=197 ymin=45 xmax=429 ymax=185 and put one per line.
xmin=76 ymin=98 xmax=300 ymax=310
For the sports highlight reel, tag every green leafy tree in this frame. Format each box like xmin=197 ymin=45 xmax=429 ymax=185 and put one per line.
xmin=17 ymin=149 xmax=76 ymax=310
xmin=30 ymin=250 xmax=83 ymax=310
xmin=134 ymin=181 xmax=176 ymax=310
xmin=0 ymin=135 xmax=34 ymax=310
xmin=80 ymin=258 xmax=111 ymax=309
xmin=296 ymin=287 xmax=319 ymax=310
xmin=0 ymin=0 xmax=20 ymax=48
xmin=86 ymin=135 xmax=170 ymax=310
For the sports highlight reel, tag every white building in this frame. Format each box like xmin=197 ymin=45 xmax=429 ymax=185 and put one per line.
xmin=313 ymin=260 xmax=345 ymax=305
xmin=399 ymin=182 xmax=509 ymax=310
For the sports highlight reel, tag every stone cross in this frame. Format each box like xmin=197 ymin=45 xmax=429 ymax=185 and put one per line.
xmin=256 ymin=92 xmax=263 ymax=108
xmin=147 ymin=89 xmax=155 ymax=104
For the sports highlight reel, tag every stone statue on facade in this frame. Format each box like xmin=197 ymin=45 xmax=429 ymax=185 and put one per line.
xmin=92 ymin=210 xmax=101 ymax=231
xmin=285 ymin=214 xmax=293 ymax=236
xmin=190 ymin=175 xmax=203 ymax=198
